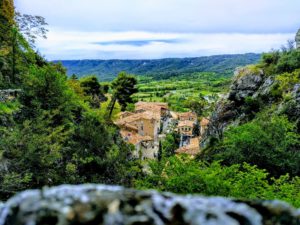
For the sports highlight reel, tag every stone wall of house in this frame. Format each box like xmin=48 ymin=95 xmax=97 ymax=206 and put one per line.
xmin=0 ymin=184 xmax=299 ymax=225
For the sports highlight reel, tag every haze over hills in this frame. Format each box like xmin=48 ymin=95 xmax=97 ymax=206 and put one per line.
xmin=56 ymin=53 xmax=261 ymax=81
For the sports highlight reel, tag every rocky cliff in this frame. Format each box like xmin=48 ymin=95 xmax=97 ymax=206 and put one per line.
xmin=201 ymin=65 xmax=300 ymax=147
xmin=296 ymin=29 xmax=300 ymax=49
xmin=0 ymin=184 xmax=299 ymax=225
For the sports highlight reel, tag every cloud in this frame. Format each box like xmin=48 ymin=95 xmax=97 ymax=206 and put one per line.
xmin=36 ymin=29 xmax=295 ymax=60
xmin=93 ymin=39 xmax=179 ymax=47
xmin=15 ymin=0 xmax=300 ymax=33
xmin=15 ymin=0 xmax=300 ymax=59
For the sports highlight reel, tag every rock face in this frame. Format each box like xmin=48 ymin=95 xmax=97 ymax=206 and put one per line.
xmin=296 ymin=29 xmax=300 ymax=49
xmin=201 ymin=65 xmax=300 ymax=146
xmin=201 ymin=67 xmax=271 ymax=145
xmin=0 ymin=184 xmax=299 ymax=225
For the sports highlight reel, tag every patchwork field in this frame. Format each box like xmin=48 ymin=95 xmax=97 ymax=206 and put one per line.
xmin=132 ymin=72 xmax=230 ymax=114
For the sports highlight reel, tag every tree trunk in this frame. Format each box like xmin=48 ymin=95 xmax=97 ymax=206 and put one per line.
xmin=108 ymin=94 xmax=117 ymax=118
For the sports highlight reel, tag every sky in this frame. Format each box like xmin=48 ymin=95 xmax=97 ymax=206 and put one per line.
xmin=15 ymin=0 xmax=300 ymax=60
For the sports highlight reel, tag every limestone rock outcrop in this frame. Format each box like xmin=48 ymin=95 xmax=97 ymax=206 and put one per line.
xmin=202 ymin=67 xmax=270 ymax=145
xmin=201 ymin=65 xmax=300 ymax=146
xmin=0 ymin=184 xmax=299 ymax=225
xmin=296 ymin=29 xmax=300 ymax=49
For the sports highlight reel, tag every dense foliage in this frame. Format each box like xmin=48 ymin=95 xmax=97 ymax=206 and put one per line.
xmin=201 ymin=113 xmax=300 ymax=177
xmin=135 ymin=157 xmax=300 ymax=207
xmin=0 ymin=64 xmax=139 ymax=199
xmin=0 ymin=2 xmax=140 ymax=199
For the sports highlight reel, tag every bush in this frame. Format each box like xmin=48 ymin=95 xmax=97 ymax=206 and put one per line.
xmin=208 ymin=114 xmax=300 ymax=177
xmin=135 ymin=157 xmax=300 ymax=207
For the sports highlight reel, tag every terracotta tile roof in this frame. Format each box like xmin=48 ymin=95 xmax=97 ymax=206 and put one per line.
xmin=135 ymin=101 xmax=168 ymax=116
xmin=121 ymin=123 xmax=138 ymax=131
xmin=170 ymin=111 xmax=178 ymax=119
xmin=178 ymin=120 xmax=194 ymax=127
xmin=116 ymin=111 xmax=160 ymax=126
xmin=119 ymin=111 xmax=134 ymax=119
xmin=178 ymin=112 xmax=197 ymax=120
xmin=178 ymin=112 xmax=196 ymax=117
xmin=200 ymin=117 xmax=210 ymax=126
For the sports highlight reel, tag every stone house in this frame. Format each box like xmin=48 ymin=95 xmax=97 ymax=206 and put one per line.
xmin=177 ymin=112 xmax=197 ymax=122
xmin=200 ymin=117 xmax=210 ymax=136
xmin=175 ymin=137 xmax=200 ymax=156
xmin=120 ymin=129 xmax=157 ymax=159
xmin=135 ymin=101 xmax=169 ymax=118
xmin=178 ymin=120 xmax=194 ymax=136
xmin=116 ymin=102 xmax=169 ymax=159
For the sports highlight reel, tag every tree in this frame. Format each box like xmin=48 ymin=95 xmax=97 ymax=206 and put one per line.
xmin=108 ymin=72 xmax=137 ymax=117
xmin=0 ymin=65 xmax=140 ymax=198
xmin=15 ymin=12 xmax=48 ymax=47
xmin=80 ymin=76 xmax=107 ymax=108
xmin=19 ymin=65 xmax=78 ymax=122
xmin=0 ymin=0 xmax=15 ymax=86
xmin=205 ymin=114 xmax=300 ymax=177
xmin=0 ymin=0 xmax=48 ymax=87
xmin=161 ymin=133 xmax=179 ymax=158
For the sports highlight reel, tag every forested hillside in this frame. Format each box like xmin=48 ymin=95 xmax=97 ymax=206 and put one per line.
xmin=0 ymin=0 xmax=140 ymax=199
xmin=57 ymin=53 xmax=261 ymax=81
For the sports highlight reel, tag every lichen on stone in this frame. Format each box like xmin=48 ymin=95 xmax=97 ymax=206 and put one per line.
xmin=0 ymin=184 xmax=299 ymax=225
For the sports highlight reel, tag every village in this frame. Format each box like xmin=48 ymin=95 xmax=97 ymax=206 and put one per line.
xmin=115 ymin=101 xmax=209 ymax=160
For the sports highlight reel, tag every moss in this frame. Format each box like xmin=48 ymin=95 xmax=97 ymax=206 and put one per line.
xmin=235 ymin=65 xmax=262 ymax=79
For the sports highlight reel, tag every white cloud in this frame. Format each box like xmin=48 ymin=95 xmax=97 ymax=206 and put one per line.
xmin=15 ymin=0 xmax=300 ymax=33
xmin=36 ymin=29 xmax=294 ymax=60
xmin=15 ymin=0 xmax=300 ymax=59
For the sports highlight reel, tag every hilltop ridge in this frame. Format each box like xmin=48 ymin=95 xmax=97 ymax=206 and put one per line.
xmin=55 ymin=53 xmax=261 ymax=80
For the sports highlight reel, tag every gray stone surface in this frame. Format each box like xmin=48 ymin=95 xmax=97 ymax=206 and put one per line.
xmin=296 ymin=29 xmax=300 ymax=49
xmin=0 ymin=89 xmax=21 ymax=102
xmin=0 ymin=184 xmax=299 ymax=225
xmin=229 ymin=67 xmax=264 ymax=102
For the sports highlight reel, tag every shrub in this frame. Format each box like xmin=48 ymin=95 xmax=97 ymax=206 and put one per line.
xmin=135 ymin=157 xmax=300 ymax=207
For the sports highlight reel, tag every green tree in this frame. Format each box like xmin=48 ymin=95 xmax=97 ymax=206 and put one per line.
xmin=204 ymin=114 xmax=300 ymax=177
xmin=20 ymin=65 xmax=78 ymax=122
xmin=80 ymin=75 xmax=107 ymax=108
xmin=108 ymin=72 xmax=137 ymax=117
xmin=135 ymin=157 xmax=300 ymax=207
xmin=0 ymin=112 xmax=71 ymax=198
xmin=0 ymin=0 xmax=15 ymax=86
xmin=161 ymin=133 xmax=178 ymax=158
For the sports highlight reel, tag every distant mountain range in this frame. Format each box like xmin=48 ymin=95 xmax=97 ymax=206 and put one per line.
xmin=55 ymin=53 xmax=261 ymax=81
